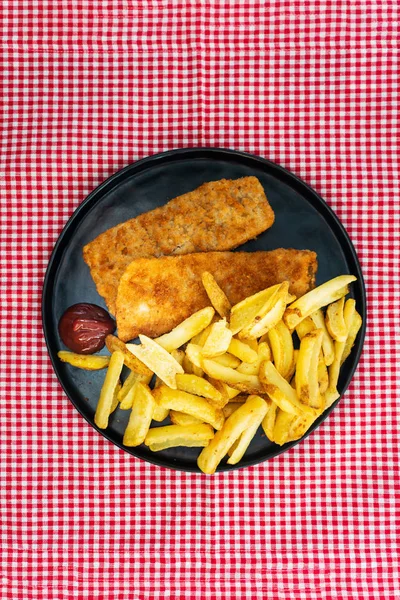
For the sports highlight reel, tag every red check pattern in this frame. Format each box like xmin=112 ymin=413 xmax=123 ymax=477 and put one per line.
xmin=1 ymin=2 xmax=399 ymax=599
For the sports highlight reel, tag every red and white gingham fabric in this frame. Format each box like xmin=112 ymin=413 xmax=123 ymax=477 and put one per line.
xmin=1 ymin=2 xmax=399 ymax=598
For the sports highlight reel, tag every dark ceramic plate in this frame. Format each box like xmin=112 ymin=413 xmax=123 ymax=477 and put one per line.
xmin=42 ymin=148 xmax=366 ymax=472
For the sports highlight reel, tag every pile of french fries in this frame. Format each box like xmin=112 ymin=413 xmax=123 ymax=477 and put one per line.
xmin=58 ymin=273 xmax=362 ymax=474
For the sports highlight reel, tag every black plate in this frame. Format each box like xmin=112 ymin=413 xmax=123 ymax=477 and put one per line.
xmin=42 ymin=148 xmax=366 ymax=472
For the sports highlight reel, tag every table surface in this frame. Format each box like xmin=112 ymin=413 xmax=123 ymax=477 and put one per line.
xmin=1 ymin=2 xmax=399 ymax=599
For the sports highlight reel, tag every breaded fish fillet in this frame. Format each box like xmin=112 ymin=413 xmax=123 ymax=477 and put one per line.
xmin=83 ymin=177 xmax=274 ymax=314
xmin=116 ymin=249 xmax=317 ymax=341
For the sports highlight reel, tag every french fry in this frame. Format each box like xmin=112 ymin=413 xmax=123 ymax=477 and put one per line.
xmin=295 ymin=317 xmax=316 ymax=340
xmin=205 ymin=377 xmax=229 ymax=406
xmin=238 ymin=282 xmax=290 ymax=340
xmin=287 ymin=412 xmax=318 ymax=442
xmin=228 ymin=338 xmax=258 ymax=363
xmin=242 ymin=339 xmax=259 ymax=352
xmin=290 ymin=370 xmax=296 ymax=390
xmin=201 ymin=271 xmax=231 ymax=319
xmin=223 ymin=402 xmax=244 ymax=419
xmin=152 ymin=406 xmax=170 ymax=422
xmin=94 ymin=351 xmax=125 ymax=429
xmin=259 ymin=360 xmax=314 ymax=416
xmin=191 ymin=322 xmax=214 ymax=347
xmin=262 ymin=401 xmax=278 ymax=441
xmin=235 ymin=362 xmax=258 ymax=376
xmin=201 ymin=319 xmax=233 ymax=357
xmin=341 ymin=310 xmax=362 ymax=365
xmin=310 ymin=331 xmax=324 ymax=410
xmin=176 ymin=373 xmax=223 ymax=403
xmin=118 ymin=370 xmax=139 ymax=402
xmin=273 ymin=409 xmax=295 ymax=446
xmin=275 ymin=320 xmax=294 ymax=369
xmin=267 ymin=327 xmax=285 ymax=375
xmin=156 ymin=386 xmax=224 ymax=430
xmin=185 ymin=344 xmax=204 ymax=369
xmin=225 ymin=394 xmax=249 ymax=403
xmin=296 ymin=329 xmax=324 ymax=409
xmin=324 ymin=388 xmax=340 ymax=409
xmin=227 ymin=395 xmax=269 ymax=464
xmin=197 ymin=395 xmax=268 ymax=474
xmin=154 ymin=307 xmax=215 ymax=352
xmin=325 ymin=297 xmax=347 ymax=342
xmin=327 ymin=299 xmax=356 ymax=401
xmin=58 ymin=351 xmax=110 ymax=370
xmin=110 ymin=381 xmax=121 ymax=414
xmin=225 ymin=384 xmax=242 ymax=400
xmin=145 ymin=423 xmax=214 ymax=452
xmin=318 ymin=355 xmax=329 ymax=394
xmin=310 ymin=309 xmax=335 ymax=365
xmin=126 ymin=335 xmax=184 ymax=389
xmin=202 ymin=359 xmax=262 ymax=394
xmin=123 ymin=383 xmax=155 ymax=446
xmin=295 ymin=318 xmax=328 ymax=391
xmin=212 ymin=353 xmax=241 ymax=369
xmin=183 ymin=347 xmax=205 ymax=377
xmin=226 ymin=380 xmax=264 ymax=395
xmin=170 ymin=349 xmax=185 ymax=366
xmin=229 ymin=284 xmax=282 ymax=335
xmin=258 ymin=332 xmax=270 ymax=344
xmin=105 ymin=335 xmax=152 ymax=376
xmin=152 ymin=387 xmax=171 ymax=422
xmin=283 ymin=275 xmax=356 ymax=330
xmin=191 ymin=365 xmax=205 ymax=378
xmin=190 ymin=332 xmax=202 ymax=346
xmin=239 ymin=296 xmax=287 ymax=340
xmin=119 ymin=373 xmax=153 ymax=410
xmin=237 ymin=341 xmax=271 ymax=376
xmin=285 ymin=348 xmax=298 ymax=383
xmin=169 ymin=411 xmax=204 ymax=426
xmin=154 ymin=376 xmax=163 ymax=388
xmin=267 ymin=320 xmax=293 ymax=379
xmin=206 ymin=379 xmax=241 ymax=407
xmin=182 ymin=354 xmax=194 ymax=374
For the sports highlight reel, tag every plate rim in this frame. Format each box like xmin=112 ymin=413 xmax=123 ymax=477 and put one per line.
xmin=42 ymin=147 xmax=367 ymax=473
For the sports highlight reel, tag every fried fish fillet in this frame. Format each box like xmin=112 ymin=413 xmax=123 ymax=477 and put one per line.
xmin=116 ymin=249 xmax=317 ymax=341
xmin=83 ymin=177 xmax=274 ymax=314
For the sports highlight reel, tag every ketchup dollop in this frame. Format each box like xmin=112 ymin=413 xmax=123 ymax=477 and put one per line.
xmin=58 ymin=303 xmax=115 ymax=354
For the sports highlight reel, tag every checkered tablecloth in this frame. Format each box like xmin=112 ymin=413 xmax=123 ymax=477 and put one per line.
xmin=1 ymin=1 xmax=399 ymax=598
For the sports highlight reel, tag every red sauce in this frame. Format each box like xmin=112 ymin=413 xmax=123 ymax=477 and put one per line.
xmin=58 ymin=303 xmax=115 ymax=354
